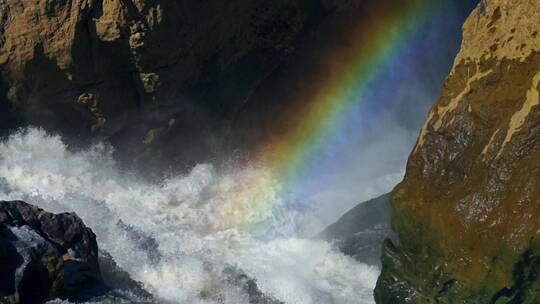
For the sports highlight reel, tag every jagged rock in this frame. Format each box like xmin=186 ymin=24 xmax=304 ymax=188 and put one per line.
xmin=0 ymin=200 xmax=102 ymax=303
xmin=318 ymin=193 xmax=393 ymax=267
xmin=375 ymin=1 xmax=540 ymax=303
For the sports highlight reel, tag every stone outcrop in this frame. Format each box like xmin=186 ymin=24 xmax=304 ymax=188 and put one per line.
xmin=375 ymin=0 xmax=540 ymax=303
xmin=318 ymin=193 xmax=393 ymax=267
xmin=0 ymin=200 xmax=102 ymax=303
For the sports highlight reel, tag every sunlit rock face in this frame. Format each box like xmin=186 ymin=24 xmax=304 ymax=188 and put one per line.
xmin=375 ymin=0 xmax=540 ymax=303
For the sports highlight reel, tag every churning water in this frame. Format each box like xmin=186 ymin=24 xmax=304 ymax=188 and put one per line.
xmin=0 ymin=128 xmax=400 ymax=304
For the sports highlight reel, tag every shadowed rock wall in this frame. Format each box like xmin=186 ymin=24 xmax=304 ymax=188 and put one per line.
xmin=0 ymin=0 xmax=329 ymax=171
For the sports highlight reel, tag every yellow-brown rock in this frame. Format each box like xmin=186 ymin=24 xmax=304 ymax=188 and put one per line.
xmin=375 ymin=0 xmax=540 ymax=303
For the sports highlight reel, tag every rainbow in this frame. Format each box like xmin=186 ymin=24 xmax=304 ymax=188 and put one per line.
xmin=228 ymin=0 xmax=470 ymax=233
xmin=258 ymin=0 xmax=442 ymax=190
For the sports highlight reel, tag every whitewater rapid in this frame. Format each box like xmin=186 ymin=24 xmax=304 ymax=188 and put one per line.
xmin=0 ymin=128 xmax=399 ymax=304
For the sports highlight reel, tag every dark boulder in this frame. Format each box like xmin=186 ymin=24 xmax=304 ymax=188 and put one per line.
xmin=0 ymin=201 xmax=102 ymax=303
xmin=318 ymin=193 xmax=393 ymax=267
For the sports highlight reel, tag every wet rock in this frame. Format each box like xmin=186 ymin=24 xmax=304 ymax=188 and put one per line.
xmin=0 ymin=201 xmax=102 ymax=303
xmin=318 ymin=193 xmax=393 ymax=267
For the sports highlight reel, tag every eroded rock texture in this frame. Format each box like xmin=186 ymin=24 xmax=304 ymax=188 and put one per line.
xmin=0 ymin=0 xmax=328 ymax=169
xmin=375 ymin=1 xmax=540 ymax=303
xmin=0 ymin=201 xmax=101 ymax=303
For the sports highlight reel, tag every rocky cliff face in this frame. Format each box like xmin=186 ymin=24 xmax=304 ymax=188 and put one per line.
xmin=1 ymin=0 xmax=397 ymax=172
xmin=0 ymin=0 xmax=330 ymax=170
xmin=376 ymin=0 xmax=540 ymax=303
xmin=0 ymin=0 xmax=315 ymax=131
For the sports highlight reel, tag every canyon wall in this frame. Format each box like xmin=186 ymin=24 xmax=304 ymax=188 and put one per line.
xmin=0 ymin=0 xmax=333 ymax=170
xmin=376 ymin=0 xmax=540 ymax=302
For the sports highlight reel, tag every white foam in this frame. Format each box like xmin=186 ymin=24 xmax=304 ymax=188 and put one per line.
xmin=0 ymin=128 xmax=381 ymax=303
